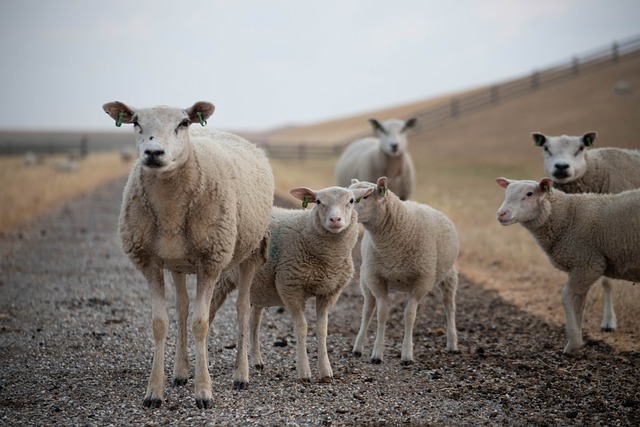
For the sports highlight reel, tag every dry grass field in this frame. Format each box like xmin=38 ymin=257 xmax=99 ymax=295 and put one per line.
xmin=1 ymin=52 xmax=638 ymax=353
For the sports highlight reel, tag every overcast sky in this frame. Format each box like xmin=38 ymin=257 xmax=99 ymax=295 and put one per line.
xmin=1 ymin=0 xmax=639 ymax=132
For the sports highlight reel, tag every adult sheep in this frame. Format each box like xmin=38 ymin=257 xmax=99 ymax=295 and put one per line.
xmin=350 ymin=177 xmax=459 ymax=365
xmin=336 ymin=118 xmax=417 ymax=200
xmin=533 ymin=131 xmax=640 ymax=332
xmin=102 ymin=101 xmax=274 ymax=409
xmin=210 ymin=185 xmax=373 ymax=382
xmin=496 ymin=177 xmax=640 ymax=355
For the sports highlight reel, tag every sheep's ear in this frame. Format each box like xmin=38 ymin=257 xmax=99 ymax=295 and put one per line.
xmin=352 ymin=187 xmax=374 ymax=202
xmin=103 ymin=101 xmax=136 ymax=127
xmin=402 ymin=118 xmax=417 ymax=132
xmin=539 ymin=178 xmax=554 ymax=195
xmin=290 ymin=187 xmax=317 ymax=208
xmin=531 ymin=132 xmax=547 ymax=147
xmin=581 ymin=132 xmax=597 ymax=147
xmin=369 ymin=119 xmax=387 ymax=135
xmin=495 ymin=177 xmax=512 ymax=189
xmin=186 ymin=102 xmax=215 ymax=126
xmin=376 ymin=176 xmax=388 ymax=197
xmin=350 ymin=178 xmax=360 ymax=185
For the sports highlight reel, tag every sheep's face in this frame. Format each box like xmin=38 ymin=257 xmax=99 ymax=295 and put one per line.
xmin=370 ymin=118 xmax=417 ymax=158
xmin=495 ymin=178 xmax=553 ymax=226
xmin=348 ymin=177 xmax=388 ymax=225
xmin=102 ymin=101 xmax=215 ymax=174
xmin=290 ymin=186 xmax=373 ymax=234
xmin=533 ymin=132 xmax=596 ymax=184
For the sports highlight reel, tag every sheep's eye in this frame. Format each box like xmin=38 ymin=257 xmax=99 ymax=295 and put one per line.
xmin=316 ymin=199 xmax=321 ymax=205
xmin=349 ymin=198 xmax=354 ymax=204
xmin=574 ymin=146 xmax=584 ymax=156
xmin=179 ymin=119 xmax=190 ymax=127
xmin=133 ymin=121 xmax=142 ymax=132
xmin=526 ymin=192 xmax=533 ymax=197
xmin=543 ymin=146 xmax=551 ymax=154
xmin=362 ymin=195 xmax=369 ymax=200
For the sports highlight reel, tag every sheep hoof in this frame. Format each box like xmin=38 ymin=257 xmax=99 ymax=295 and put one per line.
xmin=172 ymin=377 xmax=188 ymax=387
xmin=400 ymin=359 xmax=414 ymax=366
xmin=195 ymin=397 xmax=213 ymax=409
xmin=318 ymin=376 xmax=334 ymax=384
xmin=233 ymin=380 xmax=249 ymax=390
xmin=601 ymin=326 xmax=616 ymax=333
xmin=370 ymin=358 xmax=382 ymax=364
xmin=254 ymin=363 xmax=265 ymax=372
xmin=352 ymin=351 xmax=362 ymax=357
xmin=299 ymin=377 xmax=312 ymax=384
xmin=143 ymin=396 xmax=163 ymax=408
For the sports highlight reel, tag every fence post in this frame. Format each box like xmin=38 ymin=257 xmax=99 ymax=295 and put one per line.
xmin=450 ymin=98 xmax=459 ymax=117
xmin=612 ymin=42 xmax=619 ymax=62
xmin=572 ymin=56 xmax=580 ymax=75
xmin=490 ymin=85 xmax=499 ymax=103
xmin=80 ymin=135 xmax=88 ymax=158
xmin=531 ymin=71 xmax=539 ymax=89
xmin=298 ymin=144 xmax=307 ymax=160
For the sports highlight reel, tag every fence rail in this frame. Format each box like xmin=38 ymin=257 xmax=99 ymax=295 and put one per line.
xmin=260 ymin=34 xmax=640 ymax=159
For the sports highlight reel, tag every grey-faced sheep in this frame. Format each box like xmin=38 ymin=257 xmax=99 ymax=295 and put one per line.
xmin=496 ymin=177 xmax=640 ymax=355
xmin=336 ymin=118 xmax=417 ymax=200
xmin=533 ymin=131 xmax=640 ymax=332
xmin=349 ymin=177 xmax=459 ymax=365
xmin=210 ymin=185 xmax=374 ymax=382
xmin=102 ymin=101 xmax=274 ymax=409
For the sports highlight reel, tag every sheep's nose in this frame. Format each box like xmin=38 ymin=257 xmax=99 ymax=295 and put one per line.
xmin=390 ymin=143 xmax=399 ymax=152
xmin=329 ymin=216 xmax=342 ymax=224
xmin=555 ymin=163 xmax=569 ymax=170
xmin=144 ymin=149 xmax=165 ymax=157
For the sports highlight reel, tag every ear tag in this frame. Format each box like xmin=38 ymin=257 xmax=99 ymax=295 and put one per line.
xmin=544 ymin=185 xmax=553 ymax=195
xmin=116 ymin=112 xmax=124 ymax=127
xmin=355 ymin=198 xmax=361 ymax=204
xmin=379 ymin=186 xmax=386 ymax=197
xmin=196 ymin=111 xmax=207 ymax=126
xmin=302 ymin=195 xmax=309 ymax=209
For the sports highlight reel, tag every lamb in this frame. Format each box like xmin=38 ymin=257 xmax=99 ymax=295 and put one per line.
xmin=335 ymin=118 xmax=417 ymax=201
xmin=495 ymin=177 xmax=640 ymax=355
xmin=350 ymin=177 xmax=459 ymax=365
xmin=102 ymin=101 xmax=274 ymax=409
xmin=533 ymin=131 xmax=640 ymax=332
xmin=209 ymin=185 xmax=374 ymax=382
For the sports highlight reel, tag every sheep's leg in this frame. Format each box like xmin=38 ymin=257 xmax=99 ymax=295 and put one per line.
xmin=316 ymin=293 xmax=340 ymax=382
xmin=288 ymin=303 xmax=312 ymax=382
xmin=249 ymin=305 xmax=265 ymax=371
xmin=562 ymin=272 xmax=599 ymax=355
xmin=353 ymin=284 xmax=376 ymax=357
xmin=208 ymin=279 xmax=233 ymax=325
xmin=192 ymin=268 xmax=222 ymax=409
xmin=232 ymin=261 xmax=257 ymax=390
xmin=142 ymin=264 xmax=167 ymax=408
xmin=400 ymin=292 xmax=423 ymax=366
xmin=600 ymin=277 xmax=617 ymax=332
xmin=371 ymin=289 xmax=390 ymax=364
xmin=171 ymin=272 xmax=189 ymax=387
xmin=439 ymin=268 xmax=459 ymax=352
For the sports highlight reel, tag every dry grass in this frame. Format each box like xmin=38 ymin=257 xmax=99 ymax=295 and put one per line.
xmin=0 ymin=152 xmax=132 ymax=234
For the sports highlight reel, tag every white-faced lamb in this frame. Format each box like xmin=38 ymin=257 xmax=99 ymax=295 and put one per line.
xmin=102 ymin=101 xmax=274 ymax=409
xmin=533 ymin=131 xmax=640 ymax=332
xmin=349 ymin=177 xmax=459 ymax=365
xmin=336 ymin=118 xmax=417 ymax=200
xmin=496 ymin=177 xmax=640 ymax=355
xmin=210 ymin=185 xmax=373 ymax=382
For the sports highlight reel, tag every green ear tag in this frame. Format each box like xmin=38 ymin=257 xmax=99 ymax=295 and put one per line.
xmin=196 ymin=111 xmax=207 ymax=126
xmin=116 ymin=112 xmax=124 ymax=127
xmin=379 ymin=186 xmax=386 ymax=196
xmin=355 ymin=198 xmax=361 ymax=204
xmin=545 ymin=185 xmax=553 ymax=195
xmin=302 ymin=195 xmax=309 ymax=209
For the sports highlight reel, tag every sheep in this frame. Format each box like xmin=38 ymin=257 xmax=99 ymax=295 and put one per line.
xmin=532 ymin=131 xmax=640 ymax=332
xmin=209 ymin=185 xmax=374 ymax=382
xmin=102 ymin=101 xmax=274 ymax=409
xmin=335 ymin=118 xmax=417 ymax=201
xmin=349 ymin=177 xmax=459 ymax=365
xmin=495 ymin=177 xmax=640 ymax=355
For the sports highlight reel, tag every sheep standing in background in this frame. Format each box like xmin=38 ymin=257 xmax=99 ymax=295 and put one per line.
xmin=350 ymin=177 xmax=459 ymax=365
xmin=496 ymin=177 xmax=640 ymax=354
xmin=336 ymin=118 xmax=417 ymax=200
xmin=533 ymin=131 xmax=640 ymax=332
xmin=102 ymin=101 xmax=274 ymax=409
xmin=210 ymin=185 xmax=374 ymax=383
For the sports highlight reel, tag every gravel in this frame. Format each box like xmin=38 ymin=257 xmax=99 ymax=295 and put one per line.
xmin=1 ymin=177 xmax=639 ymax=426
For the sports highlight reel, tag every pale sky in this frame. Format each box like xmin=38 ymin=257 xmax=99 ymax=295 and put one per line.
xmin=1 ymin=0 xmax=639 ymax=132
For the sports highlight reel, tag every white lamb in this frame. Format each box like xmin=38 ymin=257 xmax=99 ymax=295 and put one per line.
xmin=102 ymin=101 xmax=274 ymax=409
xmin=336 ymin=118 xmax=417 ymax=201
xmin=350 ymin=177 xmax=459 ymax=365
xmin=210 ymin=185 xmax=373 ymax=382
xmin=533 ymin=131 xmax=640 ymax=332
xmin=496 ymin=177 xmax=640 ymax=355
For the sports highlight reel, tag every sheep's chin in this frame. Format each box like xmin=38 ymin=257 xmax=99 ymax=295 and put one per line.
xmin=325 ymin=225 xmax=346 ymax=234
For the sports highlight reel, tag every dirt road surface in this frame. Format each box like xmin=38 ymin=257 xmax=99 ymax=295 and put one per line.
xmin=1 ymin=177 xmax=638 ymax=426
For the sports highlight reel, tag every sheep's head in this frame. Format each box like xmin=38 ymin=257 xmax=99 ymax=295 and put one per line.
xmin=495 ymin=177 xmax=554 ymax=226
xmin=103 ymin=101 xmax=215 ymax=173
xmin=369 ymin=118 xmax=417 ymax=158
xmin=348 ymin=176 xmax=390 ymax=224
xmin=532 ymin=132 xmax=596 ymax=184
xmin=290 ymin=186 xmax=373 ymax=234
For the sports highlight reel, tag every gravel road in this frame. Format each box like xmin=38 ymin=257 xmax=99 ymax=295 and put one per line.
xmin=1 ymin=177 xmax=639 ymax=426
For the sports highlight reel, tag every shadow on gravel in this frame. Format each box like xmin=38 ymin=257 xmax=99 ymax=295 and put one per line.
xmin=0 ymin=178 xmax=638 ymax=426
